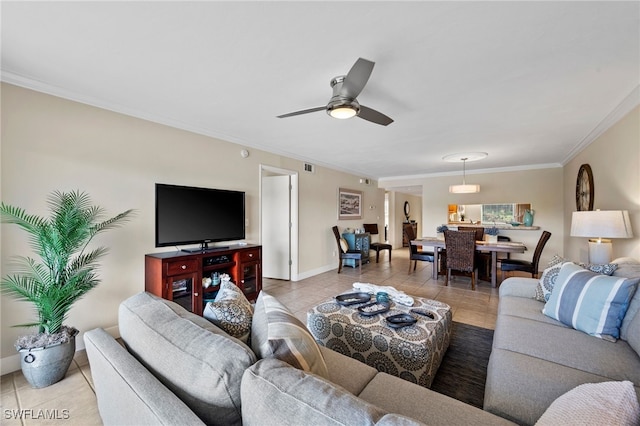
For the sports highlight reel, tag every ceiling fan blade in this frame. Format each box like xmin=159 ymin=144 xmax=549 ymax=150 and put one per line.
xmin=358 ymin=105 xmax=394 ymax=126
xmin=340 ymin=58 xmax=375 ymax=99
xmin=277 ymin=106 xmax=326 ymax=118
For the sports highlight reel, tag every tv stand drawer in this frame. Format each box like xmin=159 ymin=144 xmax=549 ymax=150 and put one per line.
xmin=239 ymin=249 xmax=260 ymax=262
xmin=166 ymin=259 xmax=198 ymax=276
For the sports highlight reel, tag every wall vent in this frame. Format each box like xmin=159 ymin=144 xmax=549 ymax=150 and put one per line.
xmin=303 ymin=163 xmax=315 ymax=173
xmin=360 ymin=178 xmax=372 ymax=185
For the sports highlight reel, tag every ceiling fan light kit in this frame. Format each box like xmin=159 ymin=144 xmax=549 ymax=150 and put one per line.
xmin=277 ymin=57 xmax=393 ymax=126
xmin=328 ymin=103 xmax=359 ymax=119
xmin=443 ymin=152 xmax=487 ymax=194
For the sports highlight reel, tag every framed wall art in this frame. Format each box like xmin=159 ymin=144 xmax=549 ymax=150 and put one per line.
xmin=338 ymin=188 xmax=362 ymax=220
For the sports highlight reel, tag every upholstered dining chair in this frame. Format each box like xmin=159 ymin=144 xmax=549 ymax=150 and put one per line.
xmin=332 ymin=226 xmax=362 ymax=273
xmin=500 ymin=230 xmax=552 ymax=281
xmin=443 ymin=230 xmax=478 ymax=290
xmin=404 ymin=223 xmax=435 ymax=274
xmin=363 ymin=223 xmax=392 ymax=263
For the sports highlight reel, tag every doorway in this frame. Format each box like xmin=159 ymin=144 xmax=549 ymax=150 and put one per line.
xmin=260 ymin=165 xmax=299 ymax=281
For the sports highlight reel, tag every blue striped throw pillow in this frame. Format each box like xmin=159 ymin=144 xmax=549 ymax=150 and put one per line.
xmin=543 ymin=262 xmax=640 ymax=341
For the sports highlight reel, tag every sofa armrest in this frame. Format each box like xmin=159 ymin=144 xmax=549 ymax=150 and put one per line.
xmin=499 ymin=277 xmax=539 ymax=299
xmin=84 ymin=328 xmax=204 ymax=426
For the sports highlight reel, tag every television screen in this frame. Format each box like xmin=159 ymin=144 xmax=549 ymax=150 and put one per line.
xmin=155 ymin=183 xmax=245 ymax=249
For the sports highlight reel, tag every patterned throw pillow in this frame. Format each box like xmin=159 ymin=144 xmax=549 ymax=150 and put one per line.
xmin=251 ymin=291 xmax=329 ymax=379
xmin=542 ymin=262 xmax=640 ymax=341
xmin=579 ymin=262 xmax=618 ymax=276
xmin=535 ymin=255 xmax=620 ymax=302
xmin=203 ymin=281 xmax=253 ymax=343
xmin=535 ymin=255 xmax=566 ymax=302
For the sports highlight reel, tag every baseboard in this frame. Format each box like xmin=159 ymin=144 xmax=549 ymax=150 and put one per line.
xmin=295 ymin=263 xmax=337 ymax=281
xmin=1 ymin=324 xmax=120 ymax=375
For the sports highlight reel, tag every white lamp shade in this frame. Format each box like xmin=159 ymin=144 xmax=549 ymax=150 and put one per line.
xmin=570 ymin=210 xmax=633 ymax=239
xmin=449 ymin=184 xmax=480 ymax=194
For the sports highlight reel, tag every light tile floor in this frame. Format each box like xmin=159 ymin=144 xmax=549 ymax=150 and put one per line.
xmin=1 ymin=247 xmax=514 ymax=425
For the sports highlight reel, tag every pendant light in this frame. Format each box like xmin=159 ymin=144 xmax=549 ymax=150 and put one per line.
xmin=443 ymin=153 xmax=487 ymax=194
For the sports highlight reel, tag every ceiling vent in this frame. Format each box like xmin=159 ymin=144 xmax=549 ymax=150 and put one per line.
xmin=303 ymin=163 xmax=315 ymax=174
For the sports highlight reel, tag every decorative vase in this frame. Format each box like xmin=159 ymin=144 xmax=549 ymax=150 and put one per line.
xmin=19 ymin=336 xmax=76 ymax=388
xmin=437 ymin=232 xmax=444 ymax=240
xmin=486 ymin=235 xmax=498 ymax=243
xmin=524 ymin=209 xmax=535 ymax=227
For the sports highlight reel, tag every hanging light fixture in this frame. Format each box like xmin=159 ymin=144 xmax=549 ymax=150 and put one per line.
xmin=443 ymin=152 xmax=487 ymax=194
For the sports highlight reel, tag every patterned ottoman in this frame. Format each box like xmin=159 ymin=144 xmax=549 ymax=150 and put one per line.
xmin=307 ymin=296 xmax=452 ymax=388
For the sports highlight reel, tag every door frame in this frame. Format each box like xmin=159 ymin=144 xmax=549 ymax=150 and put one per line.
xmin=259 ymin=164 xmax=299 ymax=281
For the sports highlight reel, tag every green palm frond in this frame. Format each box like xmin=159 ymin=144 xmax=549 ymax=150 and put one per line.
xmin=1 ymin=191 xmax=133 ymax=335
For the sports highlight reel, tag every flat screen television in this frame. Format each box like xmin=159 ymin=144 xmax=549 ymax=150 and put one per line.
xmin=155 ymin=183 xmax=245 ymax=252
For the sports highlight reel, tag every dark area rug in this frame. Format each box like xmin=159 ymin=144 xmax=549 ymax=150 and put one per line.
xmin=430 ymin=321 xmax=494 ymax=409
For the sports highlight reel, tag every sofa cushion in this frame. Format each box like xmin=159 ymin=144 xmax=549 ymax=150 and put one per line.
xmin=498 ymin=296 xmax=570 ymax=328
xmin=542 ymin=262 xmax=639 ymax=341
xmin=241 ymin=358 xmax=388 ymax=426
xmin=84 ymin=328 xmax=206 ymax=426
xmin=359 ymin=373 xmax=516 ymax=425
xmin=484 ymin=347 xmax=638 ymax=425
xmin=119 ymin=292 xmax=257 ymax=426
xmin=319 ymin=345 xmax=378 ymax=395
xmin=627 ymin=310 xmax=640 ymax=356
xmin=251 ymin=291 xmax=329 ymax=379
xmin=203 ymin=280 xmax=253 ymax=343
xmin=613 ymin=257 xmax=640 ymax=340
xmin=492 ymin=315 xmax=640 ymax=385
xmin=499 ymin=277 xmax=539 ymax=299
xmin=535 ymin=381 xmax=640 ymax=426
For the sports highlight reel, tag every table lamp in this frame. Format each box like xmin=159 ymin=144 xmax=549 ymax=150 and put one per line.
xmin=570 ymin=210 xmax=633 ymax=264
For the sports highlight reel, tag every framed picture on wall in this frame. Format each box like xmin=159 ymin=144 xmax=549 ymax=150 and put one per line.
xmin=338 ymin=188 xmax=362 ymax=220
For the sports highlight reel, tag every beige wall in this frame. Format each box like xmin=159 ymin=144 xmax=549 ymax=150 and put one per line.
xmin=390 ymin=193 xmax=422 ymax=248
xmin=0 ymin=83 xmax=383 ymax=369
xmin=420 ymin=168 xmax=565 ymax=267
xmin=563 ymin=106 xmax=640 ymax=262
xmin=2 ymin=83 xmax=638 ymax=372
xmin=381 ymin=106 xmax=640 ymax=268
xmin=382 ymin=168 xmax=565 ymax=267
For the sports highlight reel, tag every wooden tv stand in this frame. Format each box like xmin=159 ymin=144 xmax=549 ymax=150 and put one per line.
xmin=145 ymin=244 xmax=261 ymax=316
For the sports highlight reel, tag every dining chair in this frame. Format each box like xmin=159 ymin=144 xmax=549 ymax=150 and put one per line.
xmin=363 ymin=223 xmax=392 ymax=263
xmin=443 ymin=230 xmax=478 ymax=290
xmin=404 ymin=223 xmax=435 ymax=274
xmin=500 ymin=231 xmax=552 ymax=281
xmin=463 ymin=226 xmax=485 ymax=241
xmin=332 ymin=226 xmax=362 ymax=273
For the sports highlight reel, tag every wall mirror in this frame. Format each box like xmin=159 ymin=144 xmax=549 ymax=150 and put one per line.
xmin=404 ymin=201 xmax=411 ymax=221
xmin=447 ymin=203 xmax=531 ymax=224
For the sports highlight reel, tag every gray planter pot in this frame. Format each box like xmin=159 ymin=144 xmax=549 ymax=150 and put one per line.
xmin=19 ymin=336 xmax=76 ymax=388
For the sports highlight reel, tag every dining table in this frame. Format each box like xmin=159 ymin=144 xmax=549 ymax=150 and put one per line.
xmin=410 ymin=237 xmax=527 ymax=287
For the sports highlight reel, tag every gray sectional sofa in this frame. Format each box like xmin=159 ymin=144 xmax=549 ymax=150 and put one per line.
xmin=484 ymin=257 xmax=640 ymax=425
xmin=85 ymin=291 xmax=513 ymax=425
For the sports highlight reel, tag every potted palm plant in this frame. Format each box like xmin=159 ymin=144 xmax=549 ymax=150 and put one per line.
xmin=1 ymin=190 xmax=132 ymax=388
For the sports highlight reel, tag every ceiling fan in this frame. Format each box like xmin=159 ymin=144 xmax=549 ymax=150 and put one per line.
xmin=277 ymin=58 xmax=394 ymax=126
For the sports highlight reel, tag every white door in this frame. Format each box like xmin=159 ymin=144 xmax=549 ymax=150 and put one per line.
xmin=261 ymin=175 xmax=291 ymax=280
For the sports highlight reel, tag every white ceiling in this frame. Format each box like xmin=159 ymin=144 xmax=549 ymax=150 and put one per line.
xmin=2 ymin=1 xmax=639 ymax=191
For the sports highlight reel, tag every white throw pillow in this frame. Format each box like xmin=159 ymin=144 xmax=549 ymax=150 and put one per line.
xmin=536 ymin=381 xmax=640 ymax=426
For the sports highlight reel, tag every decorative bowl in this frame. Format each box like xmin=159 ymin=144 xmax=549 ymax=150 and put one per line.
xmin=510 ymin=222 xmax=522 ymax=227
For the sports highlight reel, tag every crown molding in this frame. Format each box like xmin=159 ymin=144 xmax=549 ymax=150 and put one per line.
xmin=562 ymin=85 xmax=640 ymax=165
xmin=378 ymin=163 xmax=562 ymax=184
